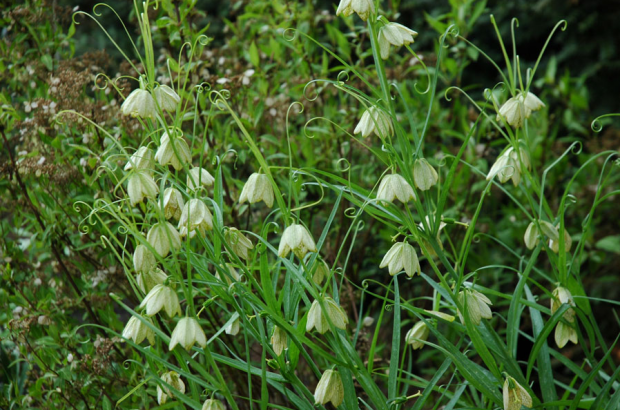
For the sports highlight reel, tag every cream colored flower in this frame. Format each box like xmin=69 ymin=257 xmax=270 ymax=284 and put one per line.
xmin=413 ymin=158 xmax=438 ymax=190
xmin=378 ymin=22 xmax=418 ymax=60
xmin=379 ymin=241 xmax=420 ymax=278
xmin=127 ymin=171 xmax=159 ymax=206
xmin=271 ymin=326 xmax=287 ymax=356
xmin=178 ymin=198 xmax=213 ymax=238
xmin=153 ymin=85 xmax=180 ymax=112
xmin=201 ymin=399 xmax=226 ymax=410
xmin=239 ymin=173 xmax=274 ymax=208
xmin=424 ymin=310 xmax=455 ymax=322
xmin=122 ymin=315 xmax=155 ymax=345
xmin=550 ymin=286 xmax=578 ymax=348
xmin=314 ymin=369 xmax=344 ymax=407
xmin=147 ymin=222 xmax=182 ymax=257
xmin=487 ymin=145 xmax=530 ymax=187
xmin=457 ymin=288 xmax=493 ymax=326
xmin=225 ymin=228 xmax=254 ymax=260
xmin=155 ymin=132 xmax=192 ymax=171
xmin=377 ymin=174 xmax=416 ymax=203
xmin=306 ymin=297 xmax=349 ymax=334
xmin=169 ymin=317 xmax=207 ymax=351
xmin=405 ymin=321 xmax=429 ymax=350
xmin=503 ymin=376 xmax=532 ymax=410
xmin=136 ymin=268 xmax=167 ymax=293
xmin=278 ymin=224 xmax=317 ymax=259
xmin=124 ymin=146 xmax=155 ymax=172
xmin=187 ymin=167 xmax=215 ymax=191
xmin=134 ymin=244 xmax=156 ymax=274
xmin=354 ymin=106 xmax=394 ymax=138
xmin=140 ymin=284 xmax=181 ymax=317
xmin=157 ymin=371 xmax=185 ymax=405
xmin=523 ymin=220 xmax=559 ymax=250
xmin=496 ymin=91 xmax=544 ymax=128
xmin=163 ymin=187 xmax=184 ymax=220
xmin=549 ymin=225 xmax=572 ymax=254
xmin=312 ymin=259 xmax=330 ymax=285
xmin=335 ymin=0 xmax=375 ymax=21
xmin=121 ymin=88 xmax=157 ymax=118
xmin=225 ymin=317 xmax=240 ymax=335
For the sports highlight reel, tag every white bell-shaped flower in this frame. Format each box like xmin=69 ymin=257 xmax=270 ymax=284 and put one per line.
xmin=121 ymin=88 xmax=157 ymax=118
xmin=306 ymin=297 xmax=349 ymax=334
xmin=155 ymin=132 xmax=192 ymax=171
xmin=278 ymin=224 xmax=317 ymax=259
xmin=139 ymin=283 xmax=181 ymax=317
xmin=378 ymin=22 xmax=418 ymax=59
xmin=335 ymin=0 xmax=375 ymax=21
xmin=162 ymin=187 xmax=184 ymax=220
xmin=239 ymin=173 xmax=275 ymax=208
xmin=271 ymin=326 xmax=287 ymax=356
xmin=405 ymin=321 xmax=429 ymax=350
xmin=178 ymin=198 xmax=213 ymax=238
xmin=136 ymin=268 xmax=167 ymax=293
xmin=379 ymin=241 xmax=421 ymax=278
xmin=413 ymin=158 xmax=438 ymax=191
xmin=127 ymin=171 xmax=159 ymax=206
xmin=457 ymin=288 xmax=493 ymax=326
xmin=124 ymin=146 xmax=155 ymax=172
xmin=133 ymin=244 xmax=157 ymax=274
xmin=377 ymin=174 xmax=416 ymax=204
xmin=187 ymin=167 xmax=215 ymax=191
xmin=354 ymin=106 xmax=394 ymax=138
xmin=503 ymin=376 xmax=533 ymax=410
xmin=147 ymin=222 xmax=182 ymax=257
xmin=201 ymin=399 xmax=226 ymax=410
xmin=169 ymin=317 xmax=207 ymax=351
xmin=122 ymin=315 xmax=155 ymax=345
xmin=157 ymin=371 xmax=185 ymax=405
xmin=550 ymin=286 xmax=578 ymax=348
xmin=225 ymin=228 xmax=254 ymax=260
xmin=153 ymin=85 xmax=180 ymax=112
xmin=314 ymin=369 xmax=344 ymax=407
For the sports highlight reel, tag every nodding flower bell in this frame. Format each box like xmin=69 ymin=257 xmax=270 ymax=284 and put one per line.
xmin=549 ymin=225 xmax=572 ymax=254
xmin=457 ymin=288 xmax=493 ymax=326
xmin=187 ymin=167 xmax=215 ymax=191
xmin=503 ymin=376 xmax=533 ymax=410
xmin=225 ymin=228 xmax=254 ymax=260
xmin=314 ymin=369 xmax=344 ymax=407
xmin=121 ymin=88 xmax=157 ymax=119
xmin=139 ymin=284 xmax=181 ymax=317
xmin=354 ymin=106 xmax=394 ymax=138
xmin=378 ymin=22 xmax=418 ymax=60
xmin=147 ymin=222 xmax=182 ymax=257
xmin=312 ymin=259 xmax=330 ymax=285
xmin=127 ymin=171 xmax=159 ymax=206
xmin=413 ymin=158 xmax=438 ymax=191
xmin=239 ymin=173 xmax=275 ymax=208
xmin=336 ymin=0 xmax=374 ymax=21
xmin=377 ymin=174 xmax=416 ymax=204
xmin=122 ymin=315 xmax=155 ymax=345
xmin=162 ymin=187 xmax=184 ymax=220
xmin=405 ymin=321 xmax=429 ymax=350
xmin=157 ymin=371 xmax=185 ymax=405
xmin=306 ymin=297 xmax=349 ymax=334
xmin=271 ymin=326 xmax=287 ymax=356
xmin=225 ymin=317 xmax=240 ymax=335
xmin=134 ymin=244 xmax=156 ymax=275
xmin=155 ymin=131 xmax=192 ymax=171
xmin=379 ymin=241 xmax=421 ymax=278
xmin=523 ymin=220 xmax=559 ymax=250
xmin=496 ymin=91 xmax=545 ymax=128
xmin=136 ymin=268 xmax=167 ymax=293
xmin=551 ymin=286 xmax=578 ymax=348
xmin=201 ymin=399 xmax=226 ymax=410
xmin=169 ymin=317 xmax=207 ymax=351
xmin=124 ymin=146 xmax=155 ymax=172
xmin=153 ymin=85 xmax=180 ymax=112
xmin=178 ymin=198 xmax=213 ymax=238
xmin=278 ymin=224 xmax=317 ymax=259
xmin=487 ymin=145 xmax=531 ymax=186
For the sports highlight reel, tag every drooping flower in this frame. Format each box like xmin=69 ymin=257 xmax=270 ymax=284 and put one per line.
xmin=354 ymin=106 xmax=394 ymax=138
xmin=127 ymin=171 xmax=159 ymax=206
xmin=225 ymin=228 xmax=254 ymax=260
xmin=136 ymin=268 xmax=167 ymax=293
xmin=139 ymin=284 xmax=181 ymax=317
xmin=239 ymin=173 xmax=275 ymax=208
xmin=278 ymin=224 xmax=317 ymax=259
xmin=122 ymin=315 xmax=155 ymax=345
xmin=147 ymin=222 xmax=182 ymax=257
xmin=169 ymin=317 xmax=207 ymax=351
xmin=121 ymin=88 xmax=157 ymax=118
xmin=124 ymin=146 xmax=155 ymax=172
xmin=153 ymin=85 xmax=180 ymax=112
xmin=155 ymin=131 xmax=192 ymax=171
xmin=377 ymin=174 xmax=416 ymax=203
xmin=133 ymin=244 xmax=157 ymax=274
xmin=549 ymin=225 xmax=572 ymax=254
xmin=378 ymin=22 xmax=418 ymax=60
xmin=162 ymin=187 xmax=184 ymax=220
xmin=457 ymin=288 xmax=493 ymax=326
xmin=487 ymin=145 xmax=531 ymax=186
xmin=312 ymin=259 xmax=330 ymax=285
xmin=306 ymin=297 xmax=349 ymax=334
xmin=550 ymin=286 xmax=578 ymax=348
xmin=379 ymin=241 xmax=421 ymax=278
xmin=405 ymin=321 xmax=429 ymax=350
xmin=314 ymin=369 xmax=344 ymax=407
xmin=496 ymin=91 xmax=545 ymax=128
xmin=271 ymin=326 xmax=287 ymax=356
xmin=201 ymin=399 xmax=226 ymax=410
xmin=225 ymin=317 xmax=240 ymax=335
xmin=503 ymin=376 xmax=533 ymax=410
xmin=523 ymin=220 xmax=559 ymax=250
xmin=335 ymin=0 xmax=375 ymax=21
xmin=156 ymin=371 xmax=185 ymax=405
xmin=187 ymin=167 xmax=215 ymax=191
xmin=178 ymin=198 xmax=213 ymax=238
xmin=413 ymin=158 xmax=438 ymax=190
